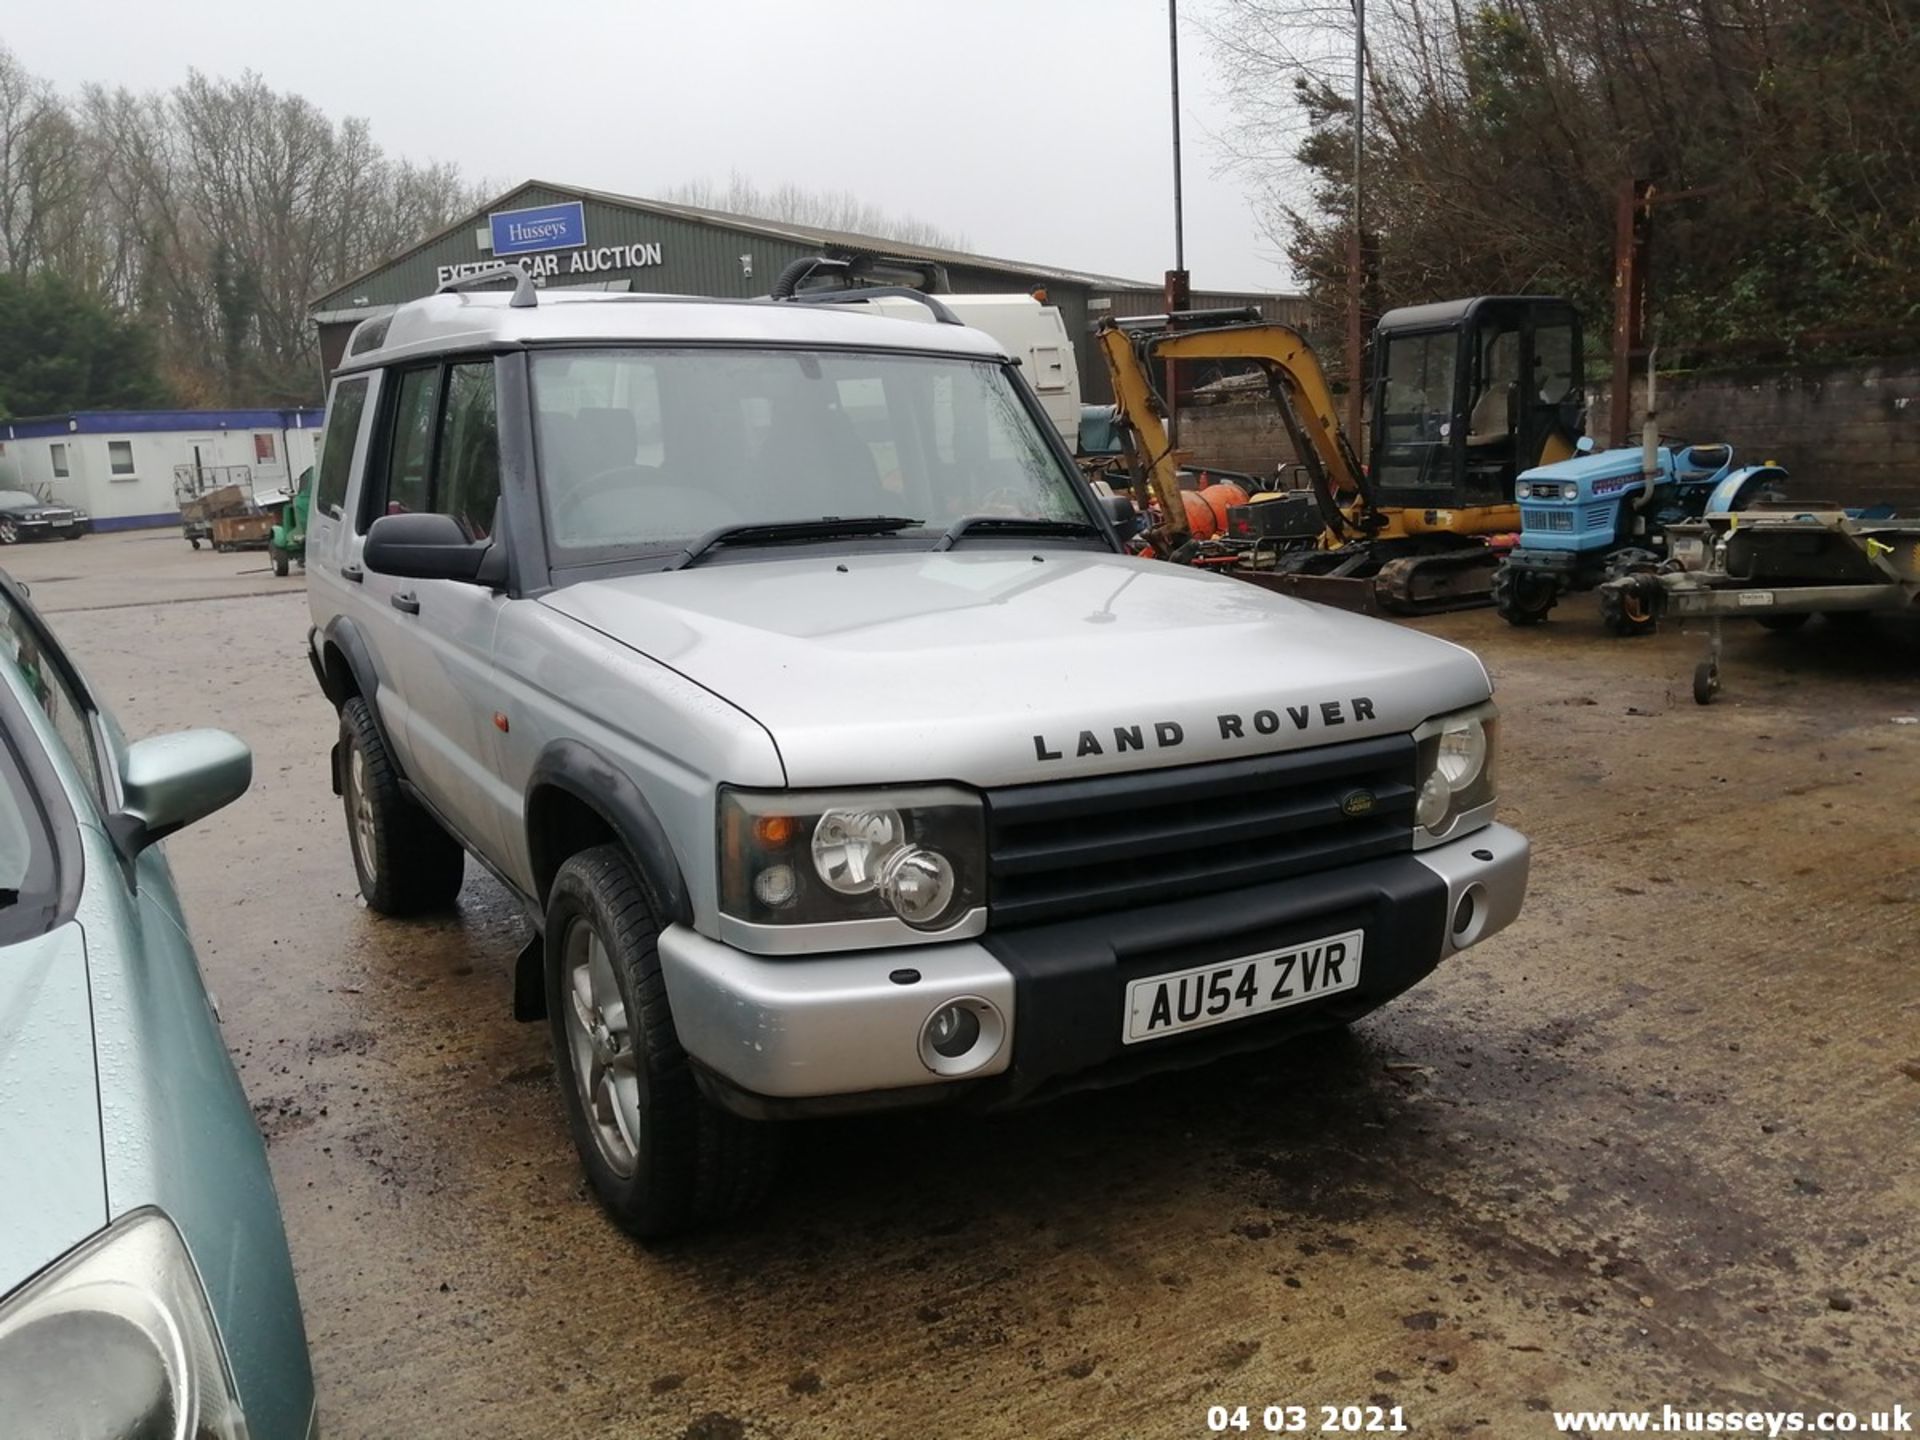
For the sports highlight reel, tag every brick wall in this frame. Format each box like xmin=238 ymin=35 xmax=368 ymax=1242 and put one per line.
xmin=1174 ymin=360 xmax=1920 ymax=507
xmin=1590 ymin=362 xmax=1920 ymax=508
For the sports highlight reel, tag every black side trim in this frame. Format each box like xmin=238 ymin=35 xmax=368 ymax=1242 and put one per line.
xmin=525 ymin=739 xmax=691 ymax=925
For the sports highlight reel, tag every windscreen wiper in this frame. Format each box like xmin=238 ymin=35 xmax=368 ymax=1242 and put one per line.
xmin=669 ymin=516 xmax=923 ymax=571
xmin=933 ymin=515 xmax=1102 ymax=552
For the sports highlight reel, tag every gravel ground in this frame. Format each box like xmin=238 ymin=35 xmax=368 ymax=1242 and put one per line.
xmin=11 ymin=529 xmax=1917 ymax=1440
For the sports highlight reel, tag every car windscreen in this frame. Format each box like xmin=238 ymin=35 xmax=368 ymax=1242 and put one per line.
xmin=0 ymin=492 xmax=40 ymax=509
xmin=530 ymin=348 xmax=1088 ymax=562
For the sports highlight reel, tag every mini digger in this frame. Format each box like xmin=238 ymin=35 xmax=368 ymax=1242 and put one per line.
xmin=1096 ymin=296 xmax=1587 ymax=613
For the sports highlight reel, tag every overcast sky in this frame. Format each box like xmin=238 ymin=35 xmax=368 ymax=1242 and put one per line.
xmin=7 ymin=0 xmax=1296 ymax=293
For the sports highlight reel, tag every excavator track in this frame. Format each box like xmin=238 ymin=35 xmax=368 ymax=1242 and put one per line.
xmin=1373 ymin=548 xmax=1502 ymax=614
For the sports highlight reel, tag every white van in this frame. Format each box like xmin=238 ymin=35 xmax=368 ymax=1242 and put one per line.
xmin=863 ymin=293 xmax=1081 ymax=445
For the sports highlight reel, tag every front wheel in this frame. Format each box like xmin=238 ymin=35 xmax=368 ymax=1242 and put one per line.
xmin=545 ymin=844 xmax=781 ymax=1237
xmin=1491 ymin=564 xmax=1557 ymax=626
xmin=0 ymin=520 xmax=18 ymax=545
xmin=269 ymin=544 xmax=290 ymax=577
xmin=1693 ymin=661 xmax=1720 ymax=705
xmin=338 ymin=695 xmax=464 ymax=915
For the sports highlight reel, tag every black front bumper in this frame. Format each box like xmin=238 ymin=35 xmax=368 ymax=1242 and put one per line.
xmin=979 ymin=850 xmax=1449 ymax=1107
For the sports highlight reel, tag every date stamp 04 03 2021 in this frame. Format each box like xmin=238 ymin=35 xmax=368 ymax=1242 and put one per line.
xmin=1206 ymin=1404 xmax=1410 ymax=1434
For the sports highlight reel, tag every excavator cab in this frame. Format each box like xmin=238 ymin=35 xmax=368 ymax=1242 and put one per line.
xmin=1369 ymin=296 xmax=1584 ymax=511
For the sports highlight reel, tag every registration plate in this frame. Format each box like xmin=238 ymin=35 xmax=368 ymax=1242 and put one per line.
xmin=1736 ymin=590 xmax=1776 ymax=607
xmin=1123 ymin=929 xmax=1364 ymax=1045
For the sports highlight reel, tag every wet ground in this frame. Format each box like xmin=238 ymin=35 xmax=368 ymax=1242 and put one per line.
xmin=13 ymin=529 xmax=1918 ymax=1439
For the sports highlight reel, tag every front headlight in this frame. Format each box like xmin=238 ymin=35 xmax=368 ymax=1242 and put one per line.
xmin=1412 ymin=701 xmax=1499 ymax=846
xmin=719 ymin=785 xmax=986 ymax=949
xmin=0 ymin=1209 xmax=248 ymax=1440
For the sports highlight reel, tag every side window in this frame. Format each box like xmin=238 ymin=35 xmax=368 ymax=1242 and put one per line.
xmin=1534 ymin=322 xmax=1576 ymax=406
xmin=436 ymin=363 xmax=501 ymax=540
xmin=0 ymin=592 xmax=102 ymax=803
xmin=107 ymin=441 xmax=135 ymax=477
xmin=49 ymin=443 xmax=69 ymax=478
xmin=315 ymin=376 xmax=368 ymax=518
xmin=374 ymin=367 xmax=441 ymax=523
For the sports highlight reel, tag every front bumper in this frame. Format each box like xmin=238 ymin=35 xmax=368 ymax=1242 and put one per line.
xmin=662 ymin=823 xmax=1528 ymax=1118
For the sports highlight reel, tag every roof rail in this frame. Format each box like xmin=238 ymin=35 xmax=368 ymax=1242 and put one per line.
xmin=435 ymin=264 xmax=538 ymax=308
xmin=780 ymin=285 xmax=963 ymax=326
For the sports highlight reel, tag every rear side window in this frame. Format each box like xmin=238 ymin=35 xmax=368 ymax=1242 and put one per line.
xmin=362 ymin=360 xmax=501 ymax=539
xmin=315 ymin=376 xmax=369 ymax=518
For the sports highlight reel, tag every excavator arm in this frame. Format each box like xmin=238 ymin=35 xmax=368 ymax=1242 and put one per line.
xmin=1095 ymin=318 xmax=1376 ymax=552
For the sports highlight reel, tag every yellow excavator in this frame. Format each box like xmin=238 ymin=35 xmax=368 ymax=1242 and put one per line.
xmin=1096 ymin=296 xmax=1586 ymax=613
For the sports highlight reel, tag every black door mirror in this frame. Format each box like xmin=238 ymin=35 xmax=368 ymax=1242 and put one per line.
xmin=364 ymin=512 xmax=496 ymax=583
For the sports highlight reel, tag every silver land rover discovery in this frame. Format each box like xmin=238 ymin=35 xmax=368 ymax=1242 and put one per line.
xmin=305 ymin=270 xmax=1528 ymax=1236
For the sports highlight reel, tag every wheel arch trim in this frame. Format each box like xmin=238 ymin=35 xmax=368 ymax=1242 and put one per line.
xmin=524 ymin=739 xmax=692 ymax=927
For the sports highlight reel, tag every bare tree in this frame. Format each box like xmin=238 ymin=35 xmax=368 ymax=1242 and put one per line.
xmin=664 ymin=170 xmax=968 ymax=251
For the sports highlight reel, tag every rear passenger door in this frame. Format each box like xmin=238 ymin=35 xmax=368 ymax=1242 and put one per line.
xmin=360 ymin=359 xmax=513 ymax=865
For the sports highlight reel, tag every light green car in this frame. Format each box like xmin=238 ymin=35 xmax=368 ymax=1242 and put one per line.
xmin=0 ymin=570 xmax=315 ymax=1438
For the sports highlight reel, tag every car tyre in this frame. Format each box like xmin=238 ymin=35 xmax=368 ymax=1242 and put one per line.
xmin=0 ymin=520 xmax=17 ymax=545
xmin=338 ymin=695 xmax=464 ymax=915
xmin=544 ymin=843 xmax=781 ymax=1238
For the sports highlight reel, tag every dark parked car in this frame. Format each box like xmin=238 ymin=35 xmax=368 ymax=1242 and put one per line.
xmin=0 ymin=489 xmax=87 ymax=543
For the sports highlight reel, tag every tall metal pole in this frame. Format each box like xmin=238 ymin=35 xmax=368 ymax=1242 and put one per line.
xmin=1166 ymin=0 xmax=1189 ymax=446
xmin=1169 ymin=0 xmax=1185 ymax=273
xmin=1345 ymin=0 xmax=1365 ymax=443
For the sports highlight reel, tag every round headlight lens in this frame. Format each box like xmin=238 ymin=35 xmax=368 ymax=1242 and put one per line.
xmin=1435 ymin=719 xmax=1487 ymax=791
xmin=811 ymin=808 xmax=904 ymax=894
xmin=878 ymin=845 xmax=957 ymax=927
xmin=1416 ymin=772 xmax=1451 ymax=829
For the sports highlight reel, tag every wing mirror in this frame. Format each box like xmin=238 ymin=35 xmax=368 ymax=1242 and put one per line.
xmin=107 ymin=728 xmax=251 ymax=861
xmin=364 ymin=512 xmax=505 ymax=584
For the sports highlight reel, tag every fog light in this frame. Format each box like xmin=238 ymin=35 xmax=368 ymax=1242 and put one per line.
xmin=878 ymin=845 xmax=956 ymax=927
xmin=1451 ymin=882 xmax=1489 ymax=947
xmin=752 ymin=864 xmax=797 ymax=908
xmin=916 ymin=996 xmax=1006 ymax=1077
xmin=926 ymin=1002 xmax=980 ymax=1058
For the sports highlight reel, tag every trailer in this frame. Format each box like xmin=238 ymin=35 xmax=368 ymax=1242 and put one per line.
xmin=173 ymin=464 xmax=257 ymax=549
xmin=1598 ymin=507 xmax=1920 ymax=702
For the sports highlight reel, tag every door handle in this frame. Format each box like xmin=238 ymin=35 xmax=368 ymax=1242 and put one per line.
xmin=391 ymin=591 xmax=420 ymax=615
xmin=341 ymin=563 xmax=363 ymax=583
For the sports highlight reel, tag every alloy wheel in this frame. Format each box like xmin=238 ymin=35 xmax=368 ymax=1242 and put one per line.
xmin=562 ymin=916 xmax=641 ymax=1177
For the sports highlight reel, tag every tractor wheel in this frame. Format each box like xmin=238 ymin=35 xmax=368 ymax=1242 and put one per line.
xmin=269 ymin=545 xmax=290 ymax=578
xmin=1603 ymin=547 xmax=1662 ymax=582
xmin=1598 ymin=577 xmax=1660 ymax=637
xmin=1755 ymin=612 xmax=1810 ymax=633
xmin=1491 ymin=564 xmax=1557 ymax=626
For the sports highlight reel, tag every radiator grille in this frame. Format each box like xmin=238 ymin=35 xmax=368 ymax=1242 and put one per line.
xmin=985 ymin=735 xmax=1417 ymax=928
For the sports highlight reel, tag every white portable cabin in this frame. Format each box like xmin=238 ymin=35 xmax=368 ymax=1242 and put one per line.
xmin=0 ymin=408 xmax=324 ymax=529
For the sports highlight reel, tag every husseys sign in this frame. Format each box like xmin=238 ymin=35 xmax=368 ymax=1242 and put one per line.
xmin=434 ymin=199 xmax=665 ymax=286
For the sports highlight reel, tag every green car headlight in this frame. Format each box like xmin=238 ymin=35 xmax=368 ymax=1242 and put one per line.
xmin=0 ymin=1210 xmax=248 ymax=1440
xmin=1412 ymin=702 xmax=1499 ymax=846
xmin=719 ymin=785 xmax=986 ymax=949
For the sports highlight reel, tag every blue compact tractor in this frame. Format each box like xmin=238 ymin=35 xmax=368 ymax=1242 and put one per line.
xmin=1491 ymin=442 xmax=1787 ymax=633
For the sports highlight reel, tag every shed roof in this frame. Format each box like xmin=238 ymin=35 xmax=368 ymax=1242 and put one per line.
xmin=312 ymin=179 xmax=1164 ymax=311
